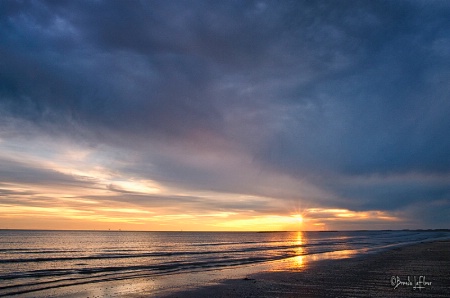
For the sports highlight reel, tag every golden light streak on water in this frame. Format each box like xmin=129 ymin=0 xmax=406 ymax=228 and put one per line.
xmin=292 ymin=231 xmax=306 ymax=268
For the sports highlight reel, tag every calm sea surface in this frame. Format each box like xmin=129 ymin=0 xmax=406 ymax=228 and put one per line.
xmin=1 ymin=230 xmax=449 ymax=296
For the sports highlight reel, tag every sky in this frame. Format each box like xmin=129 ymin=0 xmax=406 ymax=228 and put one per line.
xmin=0 ymin=0 xmax=449 ymax=231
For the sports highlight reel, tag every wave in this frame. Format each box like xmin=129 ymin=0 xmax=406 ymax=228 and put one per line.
xmin=0 ymin=243 xmax=315 ymax=265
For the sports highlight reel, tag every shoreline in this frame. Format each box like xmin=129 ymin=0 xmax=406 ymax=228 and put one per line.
xmin=3 ymin=240 xmax=449 ymax=297
xmin=163 ymin=240 xmax=450 ymax=298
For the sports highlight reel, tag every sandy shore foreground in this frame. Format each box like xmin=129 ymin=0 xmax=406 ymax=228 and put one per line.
xmin=164 ymin=241 xmax=450 ymax=298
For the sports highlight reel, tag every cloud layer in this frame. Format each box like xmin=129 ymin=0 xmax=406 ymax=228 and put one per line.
xmin=1 ymin=0 xmax=449 ymax=230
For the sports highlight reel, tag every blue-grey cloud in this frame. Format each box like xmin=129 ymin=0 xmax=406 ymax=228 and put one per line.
xmin=0 ymin=158 xmax=97 ymax=188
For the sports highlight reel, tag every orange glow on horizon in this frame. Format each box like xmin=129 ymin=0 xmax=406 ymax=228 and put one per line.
xmin=0 ymin=204 xmax=404 ymax=231
xmin=0 ymin=175 xmax=403 ymax=232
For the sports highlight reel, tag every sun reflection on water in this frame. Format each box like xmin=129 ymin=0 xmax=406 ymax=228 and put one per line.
xmin=291 ymin=231 xmax=306 ymax=269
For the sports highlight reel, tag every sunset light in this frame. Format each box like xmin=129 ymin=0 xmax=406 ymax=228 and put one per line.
xmin=292 ymin=214 xmax=304 ymax=224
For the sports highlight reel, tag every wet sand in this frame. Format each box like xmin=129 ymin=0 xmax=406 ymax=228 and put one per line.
xmin=164 ymin=240 xmax=450 ymax=298
xmin=8 ymin=240 xmax=449 ymax=297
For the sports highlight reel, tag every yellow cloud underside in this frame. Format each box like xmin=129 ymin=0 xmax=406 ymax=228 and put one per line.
xmin=0 ymin=202 xmax=402 ymax=231
xmin=0 ymin=155 xmax=401 ymax=231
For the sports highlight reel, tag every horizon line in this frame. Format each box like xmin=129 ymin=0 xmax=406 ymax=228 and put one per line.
xmin=1 ymin=228 xmax=449 ymax=233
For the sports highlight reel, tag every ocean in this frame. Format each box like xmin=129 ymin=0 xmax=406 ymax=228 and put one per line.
xmin=1 ymin=230 xmax=449 ymax=296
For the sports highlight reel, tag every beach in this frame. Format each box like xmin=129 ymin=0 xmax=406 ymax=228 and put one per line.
xmin=29 ymin=240 xmax=450 ymax=297
xmin=1 ymin=231 xmax=449 ymax=297
xmin=164 ymin=240 xmax=450 ymax=298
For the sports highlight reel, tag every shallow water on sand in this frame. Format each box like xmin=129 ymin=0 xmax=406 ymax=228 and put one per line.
xmin=1 ymin=230 xmax=449 ymax=296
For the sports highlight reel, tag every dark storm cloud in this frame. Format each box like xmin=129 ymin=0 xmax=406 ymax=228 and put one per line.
xmin=1 ymin=0 xmax=450 ymax=227
xmin=0 ymin=0 xmax=383 ymax=140
xmin=322 ymin=174 xmax=450 ymax=211
xmin=257 ymin=2 xmax=450 ymax=177
xmin=1 ymin=0 xmax=224 ymax=140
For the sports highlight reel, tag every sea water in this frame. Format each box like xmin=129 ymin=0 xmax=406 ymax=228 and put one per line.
xmin=1 ymin=230 xmax=449 ymax=296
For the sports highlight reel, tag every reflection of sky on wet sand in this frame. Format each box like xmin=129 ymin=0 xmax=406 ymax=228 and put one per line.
xmin=283 ymin=249 xmax=365 ymax=271
xmin=269 ymin=231 xmax=368 ymax=271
